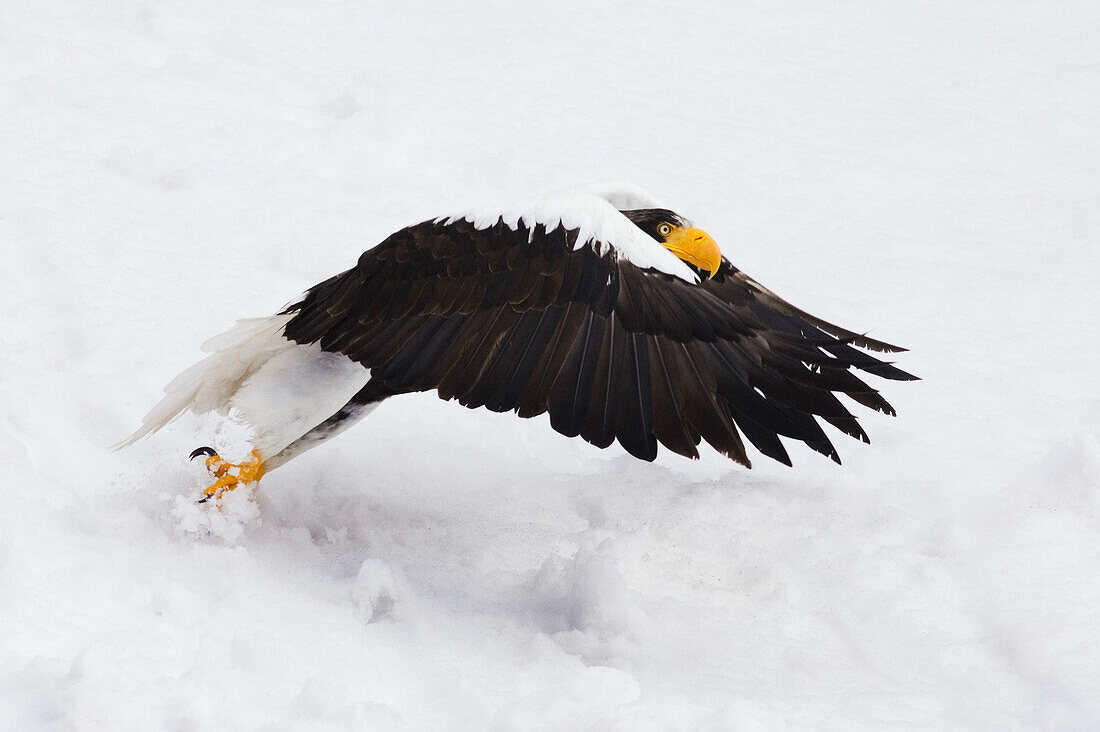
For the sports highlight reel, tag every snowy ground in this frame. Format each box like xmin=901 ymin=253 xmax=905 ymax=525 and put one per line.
xmin=2 ymin=0 xmax=1099 ymax=729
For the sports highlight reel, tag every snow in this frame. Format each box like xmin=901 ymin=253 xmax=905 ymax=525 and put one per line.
xmin=2 ymin=0 xmax=1098 ymax=729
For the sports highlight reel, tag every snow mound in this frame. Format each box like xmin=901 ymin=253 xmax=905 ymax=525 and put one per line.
xmin=533 ymin=541 xmax=646 ymax=662
xmin=172 ymin=486 xmax=261 ymax=544
xmin=352 ymin=558 xmax=416 ymax=624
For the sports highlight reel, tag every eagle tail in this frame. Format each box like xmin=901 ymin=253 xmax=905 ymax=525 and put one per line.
xmin=115 ymin=313 xmax=297 ymax=449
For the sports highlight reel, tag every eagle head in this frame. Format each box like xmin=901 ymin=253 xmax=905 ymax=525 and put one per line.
xmin=621 ymin=208 xmax=722 ymax=279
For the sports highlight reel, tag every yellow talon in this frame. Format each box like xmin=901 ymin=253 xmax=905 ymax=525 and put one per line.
xmin=205 ymin=454 xmax=230 ymax=478
xmin=194 ymin=448 xmax=266 ymax=502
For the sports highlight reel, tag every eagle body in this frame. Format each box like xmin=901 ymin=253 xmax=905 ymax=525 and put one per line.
xmin=124 ymin=185 xmax=915 ymax=493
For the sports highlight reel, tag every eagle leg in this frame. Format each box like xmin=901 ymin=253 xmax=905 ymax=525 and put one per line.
xmin=190 ymin=447 xmax=266 ymax=503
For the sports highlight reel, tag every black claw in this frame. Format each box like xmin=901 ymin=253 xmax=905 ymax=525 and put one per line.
xmin=196 ymin=494 xmax=212 ymax=504
xmin=189 ymin=446 xmax=218 ymax=461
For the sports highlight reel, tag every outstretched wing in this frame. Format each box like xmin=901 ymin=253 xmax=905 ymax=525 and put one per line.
xmin=282 ymin=195 xmax=915 ymax=467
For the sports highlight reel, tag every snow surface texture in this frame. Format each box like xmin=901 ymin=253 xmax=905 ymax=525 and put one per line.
xmin=2 ymin=1 xmax=1098 ymax=729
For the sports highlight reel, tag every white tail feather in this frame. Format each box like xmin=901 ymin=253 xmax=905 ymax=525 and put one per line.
xmin=116 ymin=313 xmax=297 ymax=449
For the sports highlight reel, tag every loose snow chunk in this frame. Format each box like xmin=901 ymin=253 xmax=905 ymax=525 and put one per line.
xmin=172 ymin=486 xmax=260 ymax=543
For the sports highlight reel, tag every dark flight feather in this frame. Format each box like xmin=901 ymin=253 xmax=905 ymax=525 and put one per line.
xmin=281 ymin=214 xmax=915 ymax=467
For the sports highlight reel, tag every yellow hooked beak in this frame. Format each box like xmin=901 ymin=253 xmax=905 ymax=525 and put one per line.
xmin=663 ymin=226 xmax=722 ymax=279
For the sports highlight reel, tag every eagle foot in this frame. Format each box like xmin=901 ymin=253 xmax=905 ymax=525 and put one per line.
xmin=190 ymin=447 xmax=266 ymax=503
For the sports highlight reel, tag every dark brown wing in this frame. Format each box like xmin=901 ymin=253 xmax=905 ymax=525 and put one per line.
xmin=282 ymin=217 xmax=915 ymax=467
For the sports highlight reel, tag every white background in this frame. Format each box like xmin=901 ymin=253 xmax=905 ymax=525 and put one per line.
xmin=2 ymin=0 xmax=1098 ymax=729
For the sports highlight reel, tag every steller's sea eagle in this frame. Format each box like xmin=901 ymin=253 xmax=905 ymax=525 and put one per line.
xmin=122 ymin=185 xmax=916 ymax=501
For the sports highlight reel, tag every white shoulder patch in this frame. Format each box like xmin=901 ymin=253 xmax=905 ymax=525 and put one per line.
xmin=440 ymin=184 xmax=698 ymax=283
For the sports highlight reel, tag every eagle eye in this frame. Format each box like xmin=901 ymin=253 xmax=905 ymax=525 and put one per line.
xmin=657 ymin=222 xmax=673 ymax=237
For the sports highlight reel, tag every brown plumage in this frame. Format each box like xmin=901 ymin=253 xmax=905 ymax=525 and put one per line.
xmin=122 ymin=188 xmax=917 ymax=506
xmin=281 ymin=213 xmax=916 ymax=468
